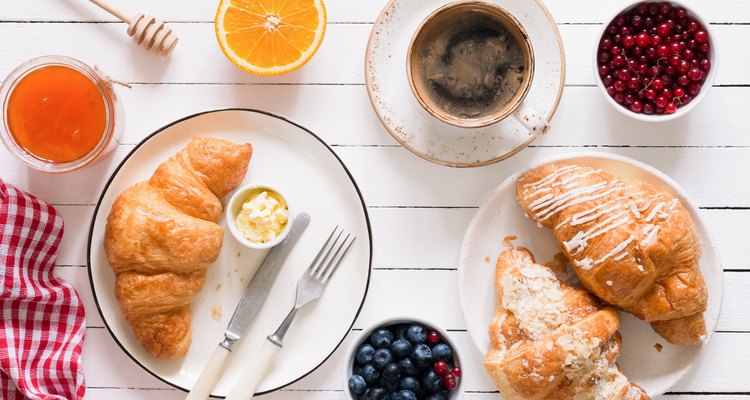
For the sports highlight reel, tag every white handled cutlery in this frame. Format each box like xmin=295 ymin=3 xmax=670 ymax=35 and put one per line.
xmin=225 ymin=226 xmax=356 ymax=400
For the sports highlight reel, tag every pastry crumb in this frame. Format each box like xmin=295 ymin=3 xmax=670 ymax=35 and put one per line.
xmin=234 ymin=268 xmax=239 ymax=273
xmin=239 ymin=277 xmax=245 ymax=283
xmin=214 ymin=283 xmax=222 ymax=292
xmin=485 ymin=256 xmax=491 ymax=263
xmin=237 ymin=251 xmax=241 ymax=258
xmin=502 ymin=235 xmax=518 ymax=247
xmin=654 ymin=343 xmax=663 ymax=352
xmin=211 ymin=306 xmax=222 ymax=321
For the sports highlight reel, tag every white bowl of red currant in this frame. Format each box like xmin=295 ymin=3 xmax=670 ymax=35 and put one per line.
xmin=343 ymin=317 xmax=465 ymax=400
xmin=594 ymin=0 xmax=718 ymax=121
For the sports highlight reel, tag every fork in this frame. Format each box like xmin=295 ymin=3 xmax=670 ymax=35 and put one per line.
xmin=225 ymin=226 xmax=356 ymax=400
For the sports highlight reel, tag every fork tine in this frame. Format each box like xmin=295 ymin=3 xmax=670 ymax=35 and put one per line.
xmin=306 ymin=226 xmax=338 ymax=275
xmin=318 ymin=233 xmax=349 ymax=280
xmin=313 ymin=229 xmax=344 ymax=278
xmin=322 ymin=235 xmax=356 ymax=283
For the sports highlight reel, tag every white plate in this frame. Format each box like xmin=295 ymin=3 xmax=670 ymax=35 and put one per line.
xmin=458 ymin=152 xmax=722 ymax=397
xmin=87 ymin=109 xmax=372 ymax=396
xmin=365 ymin=0 xmax=566 ymax=168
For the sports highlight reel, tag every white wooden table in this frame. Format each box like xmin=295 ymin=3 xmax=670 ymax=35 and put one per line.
xmin=2 ymin=0 xmax=749 ymax=399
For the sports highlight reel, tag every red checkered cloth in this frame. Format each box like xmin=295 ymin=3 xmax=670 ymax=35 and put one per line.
xmin=0 ymin=180 xmax=86 ymax=400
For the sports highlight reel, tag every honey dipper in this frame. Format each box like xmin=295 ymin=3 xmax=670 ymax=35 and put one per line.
xmin=86 ymin=0 xmax=178 ymax=56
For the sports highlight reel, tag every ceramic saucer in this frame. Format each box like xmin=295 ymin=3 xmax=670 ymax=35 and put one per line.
xmin=366 ymin=0 xmax=566 ymax=168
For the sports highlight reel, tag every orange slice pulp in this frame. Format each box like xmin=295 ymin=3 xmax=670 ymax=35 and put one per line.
xmin=215 ymin=0 xmax=327 ymax=76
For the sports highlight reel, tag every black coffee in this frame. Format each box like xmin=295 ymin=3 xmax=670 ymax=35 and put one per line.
xmin=414 ymin=9 xmax=527 ymax=119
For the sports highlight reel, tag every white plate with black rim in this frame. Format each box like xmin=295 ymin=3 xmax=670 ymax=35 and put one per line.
xmin=87 ymin=109 xmax=372 ymax=397
xmin=458 ymin=152 xmax=722 ymax=397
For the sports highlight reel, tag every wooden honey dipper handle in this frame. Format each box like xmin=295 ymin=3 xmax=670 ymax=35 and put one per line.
xmin=86 ymin=0 xmax=178 ymax=56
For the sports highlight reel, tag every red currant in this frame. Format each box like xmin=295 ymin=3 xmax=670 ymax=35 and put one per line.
xmin=635 ymin=32 xmax=651 ymax=47
xmin=434 ymin=360 xmax=448 ymax=375
xmin=657 ymin=22 xmax=671 ymax=36
xmin=427 ymin=331 xmax=441 ymax=345
xmin=694 ymin=30 xmax=709 ymax=43
xmin=443 ymin=375 xmax=457 ymax=390
xmin=665 ymin=102 xmax=677 ymax=114
xmin=623 ymin=34 xmax=636 ymax=48
xmin=452 ymin=366 xmax=462 ymax=377
xmin=656 ymin=45 xmax=670 ymax=57
xmin=673 ymin=87 xmax=685 ymax=99
xmin=688 ymin=67 xmax=703 ymax=81
xmin=655 ymin=95 xmax=668 ymax=108
xmin=631 ymin=100 xmax=643 ymax=113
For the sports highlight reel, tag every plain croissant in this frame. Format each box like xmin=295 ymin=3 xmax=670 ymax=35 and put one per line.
xmin=516 ymin=162 xmax=708 ymax=345
xmin=484 ymin=248 xmax=649 ymax=400
xmin=104 ymin=136 xmax=252 ymax=359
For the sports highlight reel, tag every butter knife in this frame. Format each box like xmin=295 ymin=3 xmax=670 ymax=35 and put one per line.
xmin=186 ymin=212 xmax=310 ymax=400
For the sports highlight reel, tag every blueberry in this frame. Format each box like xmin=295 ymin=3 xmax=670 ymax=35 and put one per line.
xmin=380 ymin=377 xmax=399 ymax=392
xmin=362 ymin=364 xmax=380 ymax=385
xmin=373 ymin=348 xmax=393 ymax=370
xmin=357 ymin=344 xmax=376 ymax=364
xmin=398 ymin=358 xmax=419 ymax=376
xmin=382 ymin=362 xmax=401 ymax=381
xmin=393 ymin=390 xmax=417 ymax=400
xmin=365 ymin=387 xmax=387 ymax=400
xmin=390 ymin=339 xmax=412 ymax=358
xmin=431 ymin=343 xmax=452 ymax=361
xmin=405 ymin=325 xmax=427 ymax=344
xmin=399 ymin=377 xmax=420 ymax=393
xmin=371 ymin=329 xmax=395 ymax=349
xmin=393 ymin=324 xmax=409 ymax=340
xmin=410 ymin=343 xmax=433 ymax=368
xmin=348 ymin=375 xmax=367 ymax=395
xmin=426 ymin=393 xmax=448 ymax=400
xmin=422 ymin=370 xmax=443 ymax=392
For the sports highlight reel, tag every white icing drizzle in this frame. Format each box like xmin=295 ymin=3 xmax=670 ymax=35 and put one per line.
xmin=595 ymin=235 xmax=635 ymax=265
xmin=522 ymin=165 xmax=579 ymax=190
xmin=563 ymin=212 xmax=630 ymax=256
xmin=570 ymin=200 xmax=623 ymax=227
xmin=613 ymin=252 xmax=628 ymax=261
xmin=555 ymin=217 xmax=571 ymax=230
xmin=642 ymin=224 xmax=660 ymax=246
xmin=645 ymin=202 xmax=666 ymax=222
xmin=576 ymin=258 xmax=595 ymax=271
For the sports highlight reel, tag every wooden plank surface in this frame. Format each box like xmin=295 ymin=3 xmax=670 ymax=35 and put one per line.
xmin=1 ymin=0 xmax=748 ymax=398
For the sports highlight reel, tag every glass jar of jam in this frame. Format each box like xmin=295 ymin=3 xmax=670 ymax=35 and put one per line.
xmin=0 ymin=56 xmax=122 ymax=173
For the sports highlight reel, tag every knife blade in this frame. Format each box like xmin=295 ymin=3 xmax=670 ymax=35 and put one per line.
xmin=222 ymin=212 xmax=310 ymax=348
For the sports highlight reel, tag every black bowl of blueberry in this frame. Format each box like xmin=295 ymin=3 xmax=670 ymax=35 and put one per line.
xmin=343 ymin=318 xmax=464 ymax=400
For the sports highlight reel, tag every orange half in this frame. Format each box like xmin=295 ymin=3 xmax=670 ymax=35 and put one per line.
xmin=215 ymin=0 xmax=327 ymax=76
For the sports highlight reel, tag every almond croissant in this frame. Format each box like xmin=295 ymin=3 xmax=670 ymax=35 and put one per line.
xmin=484 ymin=248 xmax=648 ymax=400
xmin=516 ymin=162 xmax=707 ymax=345
xmin=104 ymin=136 xmax=252 ymax=359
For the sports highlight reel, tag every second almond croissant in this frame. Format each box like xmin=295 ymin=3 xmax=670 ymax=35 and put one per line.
xmin=484 ymin=248 xmax=648 ymax=400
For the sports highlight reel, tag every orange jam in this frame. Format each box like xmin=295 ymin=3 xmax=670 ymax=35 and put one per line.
xmin=7 ymin=65 xmax=106 ymax=163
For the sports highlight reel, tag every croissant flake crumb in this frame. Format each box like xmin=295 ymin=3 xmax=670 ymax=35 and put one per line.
xmin=237 ymin=251 xmax=241 ymax=258
xmin=485 ymin=256 xmax=491 ymax=263
xmin=211 ymin=305 xmax=222 ymax=321
xmin=214 ymin=283 xmax=222 ymax=292
xmin=654 ymin=343 xmax=663 ymax=352
xmin=502 ymin=235 xmax=518 ymax=247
